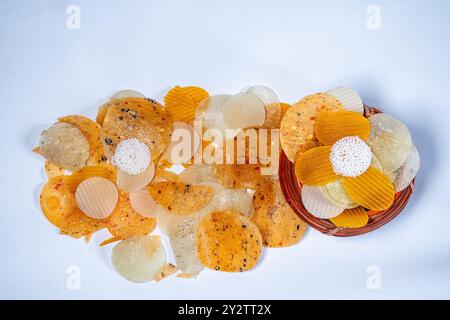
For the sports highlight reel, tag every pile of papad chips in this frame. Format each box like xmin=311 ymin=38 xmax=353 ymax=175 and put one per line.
xmin=280 ymin=88 xmax=420 ymax=228
xmin=34 ymin=86 xmax=308 ymax=283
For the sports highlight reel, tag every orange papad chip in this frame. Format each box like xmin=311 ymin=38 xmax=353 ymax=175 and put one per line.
xmin=45 ymin=161 xmax=65 ymax=179
xmin=342 ymin=167 xmax=395 ymax=210
xmin=100 ymin=97 xmax=173 ymax=161
xmin=147 ymin=181 xmax=213 ymax=215
xmin=294 ymin=146 xmax=339 ymax=186
xmin=65 ymin=166 xmax=115 ymax=193
xmin=329 ymin=206 xmax=369 ymax=228
xmin=106 ymin=190 xmax=157 ymax=239
xmin=164 ymin=86 xmax=208 ymax=123
xmin=196 ymin=210 xmax=262 ymax=272
xmin=58 ymin=115 xmax=107 ymax=166
xmin=212 ymin=164 xmax=270 ymax=190
xmin=252 ymin=181 xmax=307 ymax=247
xmin=314 ymin=110 xmax=371 ymax=145
xmin=280 ymin=93 xmax=343 ymax=162
xmin=40 ymin=176 xmax=106 ymax=238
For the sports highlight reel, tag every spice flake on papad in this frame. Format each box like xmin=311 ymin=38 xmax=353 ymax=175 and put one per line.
xmin=197 ymin=210 xmax=262 ymax=272
xmin=100 ymin=97 xmax=173 ymax=161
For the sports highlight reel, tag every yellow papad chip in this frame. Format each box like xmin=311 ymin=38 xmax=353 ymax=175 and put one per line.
xmin=342 ymin=167 xmax=395 ymax=210
xmin=45 ymin=161 xmax=65 ymax=179
xmin=106 ymin=190 xmax=157 ymax=239
xmin=58 ymin=115 xmax=107 ymax=166
xmin=294 ymin=146 xmax=339 ymax=186
xmin=65 ymin=166 xmax=115 ymax=193
xmin=252 ymin=181 xmax=307 ymax=247
xmin=196 ymin=210 xmax=262 ymax=272
xmin=101 ymin=98 xmax=173 ymax=161
xmin=280 ymin=93 xmax=343 ymax=162
xmin=154 ymin=263 xmax=178 ymax=282
xmin=147 ymin=181 xmax=214 ymax=215
xmin=212 ymin=164 xmax=270 ymax=190
xmin=40 ymin=176 xmax=106 ymax=238
xmin=329 ymin=206 xmax=369 ymax=228
xmin=164 ymin=86 xmax=208 ymax=123
xmin=314 ymin=110 xmax=371 ymax=145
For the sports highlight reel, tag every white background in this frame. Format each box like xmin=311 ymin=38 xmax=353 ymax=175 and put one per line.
xmin=1 ymin=0 xmax=449 ymax=299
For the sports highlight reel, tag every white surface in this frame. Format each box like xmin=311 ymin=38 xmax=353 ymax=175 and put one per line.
xmin=1 ymin=0 xmax=449 ymax=299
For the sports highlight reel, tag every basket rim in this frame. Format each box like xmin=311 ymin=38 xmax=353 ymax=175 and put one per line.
xmin=278 ymin=104 xmax=415 ymax=237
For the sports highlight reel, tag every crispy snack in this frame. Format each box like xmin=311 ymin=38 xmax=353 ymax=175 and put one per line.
xmin=276 ymin=102 xmax=291 ymax=127
xmin=164 ymin=86 xmax=208 ymax=123
xmin=320 ymin=179 xmax=358 ymax=209
xmin=252 ymin=181 xmax=307 ymax=247
xmin=330 ymin=206 xmax=369 ymax=228
xmin=147 ymin=181 xmax=214 ymax=215
xmin=154 ymin=263 xmax=178 ymax=282
xmin=325 ymin=87 xmax=364 ymax=114
xmin=314 ymin=110 xmax=371 ymax=145
xmin=75 ymin=177 xmax=118 ymax=219
xmin=111 ymin=236 xmax=166 ymax=283
xmin=280 ymin=93 xmax=343 ymax=162
xmin=212 ymin=164 xmax=270 ymax=190
xmin=301 ymin=185 xmax=344 ymax=219
xmin=222 ymin=93 xmax=266 ymax=129
xmin=45 ymin=161 xmax=65 ymax=179
xmin=294 ymin=146 xmax=339 ymax=186
xmin=106 ymin=191 xmax=157 ymax=239
xmin=58 ymin=115 xmax=107 ymax=166
xmin=247 ymin=85 xmax=281 ymax=129
xmin=39 ymin=122 xmax=90 ymax=171
xmin=196 ymin=210 xmax=262 ymax=272
xmin=394 ymin=145 xmax=420 ymax=192
xmin=343 ymin=167 xmax=395 ymax=210
xmin=100 ymin=98 xmax=172 ymax=161
xmin=116 ymin=162 xmax=155 ymax=192
xmin=65 ymin=166 xmax=115 ymax=193
xmin=367 ymin=113 xmax=412 ymax=172
xmin=214 ymin=189 xmax=254 ymax=217
xmin=39 ymin=176 xmax=106 ymax=238
xmin=168 ymin=217 xmax=204 ymax=277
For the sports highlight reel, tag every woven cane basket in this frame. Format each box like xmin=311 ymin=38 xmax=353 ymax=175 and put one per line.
xmin=278 ymin=105 xmax=415 ymax=237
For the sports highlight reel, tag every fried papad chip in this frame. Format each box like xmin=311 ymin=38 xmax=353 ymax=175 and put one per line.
xmin=39 ymin=122 xmax=90 ymax=171
xmin=214 ymin=189 xmax=254 ymax=217
xmin=40 ymin=176 xmax=106 ymax=238
xmin=75 ymin=177 xmax=118 ymax=219
xmin=280 ymin=93 xmax=343 ymax=162
xmin=106 ymin=190 xmax=157 ymax=239
xmin=147 ymin=181 xmax=214 ymax=215
xmin=247 ymin=85 xmax=281 ymax=129
xmin=111 ymin=236 xmax=166 ymax=283
xmin=164 ymin=86 xmax=209 ymax=123
xmin=194 ymin=94 xmax=232 ymax=134
xmin=319 ymin=179 xmax=358 ymax=209
xmin=325 ymin=87 xmax=364 ymax=114
xmin=367 ymin=113 xmax=412 ymax=172
xmin=65 ymin=166 xmax=115 ymax=193
xmin=294 ymin=146 xmax=339 ymax=186
xmin=129 ymin=189 xmax=165 ymax=218
xmin=100 ymin=97 xmax=173 ymax=161
xmin=342 ymin=167 xmax=395 ymax=211
xmin=222 ymin=93 xmax=266 ymax=129
xmin=116 ymin=161 xmax=155 ymax=192
xmin=111 ymin=89 xmax=145 ymax=99
xmin=252 ymin=181 xmax=307 ymax=247
xmin=196 ymin=210 xmax=262 ymax=272
xmin=330 ymin=206 xmax=369 ymax=229
xmin=161 ymin=122 xmax=201 ymax=165
xmin=394 ymin=145 xmax=420 ymax=192
xmin=168 ymin=217 xmax=204 ymax=277
xmin=154 ymin=263 xmax=178 ymax=282
xmin=212 ymin=164 xmax=270 ymax=190
xmin=301 ymin=185 xmax=345 ymax=219
xmin=314 ymin=110 xmax=371 ymax=145
xmin=58 ymin=115 xmax=107 ymax=166
xmin=45 ymin=161 xmax=65 ymax=179
xmin=179 ymin=164 xmax=216 ymax=185
xmin=276 ymin=102 xmax=291 ymax=127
